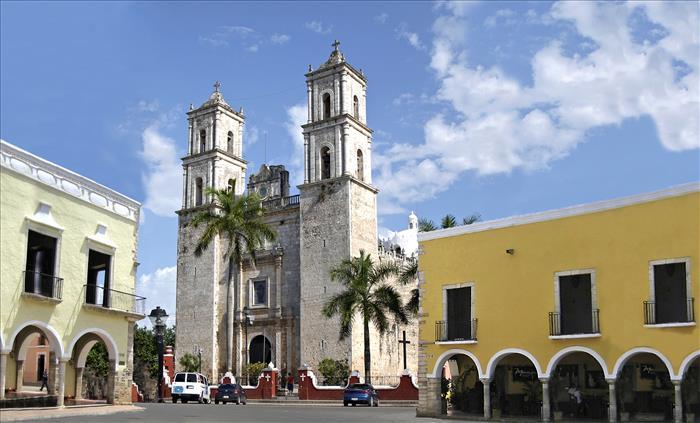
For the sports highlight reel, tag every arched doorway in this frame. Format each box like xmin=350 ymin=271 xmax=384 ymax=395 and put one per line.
xmin=614 ymin=350 xmax=674 ymax=421
xmin=68 ymin=330 xmax=118 ymax=404
xmin=547 ymin=349 xmax=609 ymax=420
xmin=249 ymin=335 xmax=272 ymax=365
xmin=487 ymin=350 xmax=543 ymax=419
xmin=441 ymin=353 xmax=483 ymax=416
xmin=680 ymin=353 xmax=700 ymax=421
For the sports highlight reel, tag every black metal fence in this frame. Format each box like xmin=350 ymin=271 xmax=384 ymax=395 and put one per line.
xmin=84 ymin=284 xmax=146 ymax=315
xmin=435 ymin=319 xmax=478 ymax=342
xmin=549 ymin=309 xmax=599 ymax=336
xmin=23 ymin=271 xmax=63 ymax=300
xmin=644 ymin=298 xmax=694 ymax=325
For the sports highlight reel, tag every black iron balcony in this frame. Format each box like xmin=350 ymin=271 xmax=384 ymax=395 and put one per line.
xmin=644 ymin=298 xmax=694 ymax=325
xmin=549 ymin=309 xmax=600 ymax=336
xmin=435 ymin=319 xmax=477 ymax=342
xmin=23 ymin=271 xmax=63 ymax=300
xmin=84 ymin=284 xmax=146 ymax=315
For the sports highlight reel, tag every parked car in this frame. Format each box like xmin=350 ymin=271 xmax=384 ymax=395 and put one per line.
xmin=171 ymin=372 xmax=211 ymax=404
xmin=343 ymin=383 xmax=379 ymax=407
xmin=214 ymin=383 xmax=247 ymax=405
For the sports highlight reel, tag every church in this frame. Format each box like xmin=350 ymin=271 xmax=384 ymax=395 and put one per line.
xmin=175 ymin=43 xmax=418 ymax=384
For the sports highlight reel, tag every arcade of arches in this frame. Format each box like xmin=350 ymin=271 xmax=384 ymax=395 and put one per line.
xmin=0 ymin=322 xmax=130 ymax=405
xmin=420 ymin=348 xmax=700 ymax=422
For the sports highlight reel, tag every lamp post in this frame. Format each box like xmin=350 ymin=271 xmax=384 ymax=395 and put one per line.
xmin=148 ymin=306 xmax=169 ymax=403
xmin=244 ymin=311 xmax=253 ymax=383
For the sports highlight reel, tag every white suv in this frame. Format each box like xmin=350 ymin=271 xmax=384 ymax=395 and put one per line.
xmin=171 ymin=372 xmax=211 ymax=404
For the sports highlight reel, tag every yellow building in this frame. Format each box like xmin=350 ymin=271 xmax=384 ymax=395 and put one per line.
xmin=0 ymin=140 xmax=144 ymax=405
xmin=416 ymin=183 xmax=699 ymax=423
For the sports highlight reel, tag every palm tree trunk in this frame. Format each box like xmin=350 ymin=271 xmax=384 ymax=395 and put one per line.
xmin=226 ymin=258 xmax=234 ymax=372
xmin=363 ymin=317 xmax=371 ymax=384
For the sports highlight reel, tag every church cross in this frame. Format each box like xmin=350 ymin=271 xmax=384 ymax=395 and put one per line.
xmin=300 ymin=374 xmax=306 ymax=382
xmin=332 ymin=40 xmax=340 ymax=51
xmin=399 ymin=330 xmax=411 ymax=370
xmin=213 ymin=80 xmax=221 ymax=92
xmin=264 ymin=374 xmax=271 ymax=382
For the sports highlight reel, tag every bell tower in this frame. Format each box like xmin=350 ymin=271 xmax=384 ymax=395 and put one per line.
xmin=298 ymin=42 xmax=379 ymax=371
xmin=175 ymin=82 xmax=248 ymax=381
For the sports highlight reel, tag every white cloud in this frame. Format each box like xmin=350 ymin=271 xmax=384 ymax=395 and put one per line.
xmin=374 ymin=13 xmax=389 ymax=24
xmin=284 ymin=103 xmax=307 ymax=186
xmin=138 ymin=266 xmax=177 ymax=327
xmin=396 ymin=23 xmax=425 ymax=50
xmin=140 ymin=124 xmax=182 ymax=217
xmin=374 ymin=1 xmax=699 ymax=213
xmin=245 ymin=125 xmax=259 ymax=146
xmin=484 ymin=8 xmax=517 ymax=27
xmin=270 ymin=33 xmax=291 ymax=44
xmin=200 ymin=25 xmax=255 ymax=48
xmin=305 ymin=20 xmax=332 ymax=34
xmin=246 ymin=44 xmax=259 ymax=53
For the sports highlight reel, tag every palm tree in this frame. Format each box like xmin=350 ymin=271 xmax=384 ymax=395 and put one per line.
xmin=418 ymin=218 xmax=437 ymax=232
xmin=398 ymin=260 xmax=420 ymax=317
xmin=462 ymin=213 xmax=481 ymax=225
xmin=189 ymin=187 xmax=275 ymax=373
xmin=322 ymin=250 xmax=408 ymax=383
xmin=441 ymin=214 xmax=457 ymax=228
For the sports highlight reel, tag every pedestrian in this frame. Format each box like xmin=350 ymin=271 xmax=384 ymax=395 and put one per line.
xmin=39 ymin=369 xmax=49 ymax=392
xmin=286 ymin=372 xmax=294 ymax=395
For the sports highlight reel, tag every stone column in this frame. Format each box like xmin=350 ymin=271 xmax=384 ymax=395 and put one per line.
xmin=607 ymin=380 xmax=617 ymax=423
xmin=482 ymin=378 xmax=492 ymax=420
xmin=106 ymin=361 xmax=116 ymax=404
xmin=275 ymin=254 xmax=282 ymax=312
xmin=340 ymin=73 xmax=348 ymax=114
xmin=303 ymin=134 xmax=310 ymax=183
xmin=342 ymin=124 xmax=350 ymax=175
xmin=333 ymin=75 xmax=340 ymax=116
xmin=416 ymin=376 xmax=441 ymax=417
xmin=57 ymin=359 xmax=67 ymax=406
xmin=306 ymin=82 xmax=312 ymax=123
xmin=541 ymin=378 xmax=550 ymax=422
xmin=15 ymin=360 xmax=24 ymax=393
xmin=0 ymin=352 xmax=8 ymax=399
xmin=673 ymin=380 xmax=682 ymax=423
xmin=74 ymin=367 xmax=84 ymax=399
xmin=48 ymin=351 xmax=58 ymax=395
xmin=309 ymin=134 xmax=316 ymax=181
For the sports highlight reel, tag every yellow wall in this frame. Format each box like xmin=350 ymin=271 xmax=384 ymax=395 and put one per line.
xmin=1 ymin=167 xmax=139 ymax=392
xmin=419 ymin=189 xmax=700 ymax=380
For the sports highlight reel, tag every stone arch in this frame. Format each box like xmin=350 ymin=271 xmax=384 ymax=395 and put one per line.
xmin=248 ymin=334 xmax=272 ymax=365
xmin=8 ymin=320 xmax=64 ymax=358
xmin=67 ymin=328 xmax=119 ymax=371
xmin=430 ymin=348 xmax=484 ymax=379
xmin=353 ymin=95 xmax=359 ymax=119
xmin=545 ymin=346 xmax=611 ymax=379
xmin=356 ymin=149 xmax=364 ymax=181
xmin=612 ymin=347 xmax=676 ymax=380
xmin=319 ymin=145 xmax=333 ymax=180
xmin=678 ymin=349 xmax=700 ymax=380
xmin=227 ymin=131 xmax=234 ymax=153
xmin=485 ymin=347 xmax=544 ymax=380
xmin=322 ymin=92 xmax=332 ymax=119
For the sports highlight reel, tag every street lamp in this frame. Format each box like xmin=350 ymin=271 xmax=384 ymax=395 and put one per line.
xmin=244 ymin=311 xmax=254 ymax=383
xmin=148 ymin=306 xmax=169 ymax=403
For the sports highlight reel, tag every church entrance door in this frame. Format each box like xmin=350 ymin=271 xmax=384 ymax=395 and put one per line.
xmin=249 ymin=335 xmax=272 ymax=365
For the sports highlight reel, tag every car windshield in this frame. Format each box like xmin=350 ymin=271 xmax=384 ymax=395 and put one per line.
xmin=220 ymin=384 xmax=234 ymax=389
xmin=187 ymin=374 xmax=197 ymax=382
xmin=174 ymin=374 xmax=186 ymax=382
xmin=349 ymin=384 xmax=372 ymax=390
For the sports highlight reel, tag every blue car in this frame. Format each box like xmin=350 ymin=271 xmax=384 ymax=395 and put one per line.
xmin=343 ymin=383 xmax=379 ymax=407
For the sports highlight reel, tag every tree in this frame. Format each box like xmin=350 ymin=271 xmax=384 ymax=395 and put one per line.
xmin=83 ymin=342 xmax=109 ymax=399
xmin=243 ymin=362 xmax=267 ymax=386
xmin=462 ymin=213 xmax=481 ymax=225
xmin=133 ymin=324 xmax=176 ymax=400
xmin=318 ymin=358 xmax=350 ymax=386
xmin=189 ymin=188 xmax=275 ymax=372
xmin=179 ymin=353 xmax=200 ymax=373
xmin=418 ymin=218 xmax=437 ymax=232
xmin=398 ymin=260 xmax=420 ymax=317
xmin=322 ymin=250 xmax=408 ymax=383
xmin=441 ymin=214 xmax=457 ymax=228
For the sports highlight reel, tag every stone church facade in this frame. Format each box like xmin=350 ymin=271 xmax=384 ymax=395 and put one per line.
xmin=175 ymin=45 xmax=418 ymax=384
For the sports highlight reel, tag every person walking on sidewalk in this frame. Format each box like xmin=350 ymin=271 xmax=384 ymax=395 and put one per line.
xmin=286 ymin=373 xmax=294 ymax=395
xmin=39 ymin=369 xmax=49 ymax=392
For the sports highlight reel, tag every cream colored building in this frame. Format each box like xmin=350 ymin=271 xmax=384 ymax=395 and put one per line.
xmin=0 ymin=140 xmax=143 ymax=405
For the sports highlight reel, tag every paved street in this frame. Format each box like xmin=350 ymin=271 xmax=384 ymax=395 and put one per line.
xmin=3 ymin=403 xmax=449 ymax=423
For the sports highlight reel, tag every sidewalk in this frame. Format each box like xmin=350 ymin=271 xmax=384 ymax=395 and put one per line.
xmin=0 ymin=404 xmax=144 ymax=422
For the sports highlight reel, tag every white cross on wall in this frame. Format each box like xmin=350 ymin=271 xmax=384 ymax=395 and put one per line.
xmin=265 ymin=375 xmax=271 ymax=382
xmin=300 ymin=374 xmax=305 ymax=381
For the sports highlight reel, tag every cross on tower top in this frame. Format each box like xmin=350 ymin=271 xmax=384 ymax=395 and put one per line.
xmin=332 ymin=40 xmax=340 ymax=51
xmin=213 ymin=81 xmax=221 ymax=93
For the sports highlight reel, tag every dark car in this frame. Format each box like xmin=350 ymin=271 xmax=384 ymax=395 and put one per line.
xmin=214 ymin=383 xmax=247 ymax=405
xmin=343 ymin=383 xmax=379 ymax=407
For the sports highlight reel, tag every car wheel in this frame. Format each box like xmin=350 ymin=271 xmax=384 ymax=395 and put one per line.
xmin=215 ymin=400 xmax=219 ymax=404
xmin=236 ymin=398 xmax=240 ymax=405
xmin=172 ymin=397 xmax=177 ymax=404
xmin=242 ymin=400 xmax=247 ymax=405
xmin=352 ymin=403 xmax=356 ymax=406
xmin=223 ymin=401 xmax=226 ymax=405
xmin=343 ymin=401 xmax=348 ymax=407
xmin=182 ymin=399 xmax=188 ymax=404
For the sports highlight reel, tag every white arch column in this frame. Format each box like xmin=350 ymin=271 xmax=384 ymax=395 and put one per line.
xmin=673 ymin=380 xmax=682 ymax=423
xmin=74 ymin=367 xmax=84 ymax=399
xmin=541 ymin=377 xmax=550 ymax=422
xmin=15 ymin=360 xmax=24 ymax=392
xmin=607 ymin=378 xmax=617 ymax=422
xmin=481 ymin=377 xmax=491 ymax=419
xmin=56 ymin=358 xmax=67 ymax=406
xmin=0 ymin=351 xmax=8 ymax=399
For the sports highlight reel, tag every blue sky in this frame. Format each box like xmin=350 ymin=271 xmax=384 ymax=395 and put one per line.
xmin=2 ymin=1 xmax=698 ymax=325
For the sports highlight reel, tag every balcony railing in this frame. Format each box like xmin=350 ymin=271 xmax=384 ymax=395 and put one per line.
xmin=549 ymin=309 xmax=600 ymax=336
xmin=644 ymin=298 xmax=695 ymax=325
xmin=435 ymin=319 xmax=477 ymax=342
xmin=84 ymin=284 xmax=146 ymax=315
xmin=23 ymin=271 xmax=63 ymax=300
xmin=261 ymin=195 xmax=300 ymax=210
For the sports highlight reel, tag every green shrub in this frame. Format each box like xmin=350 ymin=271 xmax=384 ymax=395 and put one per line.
xmin=318 ymin=358 xmax=350 ymax=386
xmin=179 ymin=353 xmax=200 ymax=373
xmin=244 ymin=362 xmax=267 ymax=385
